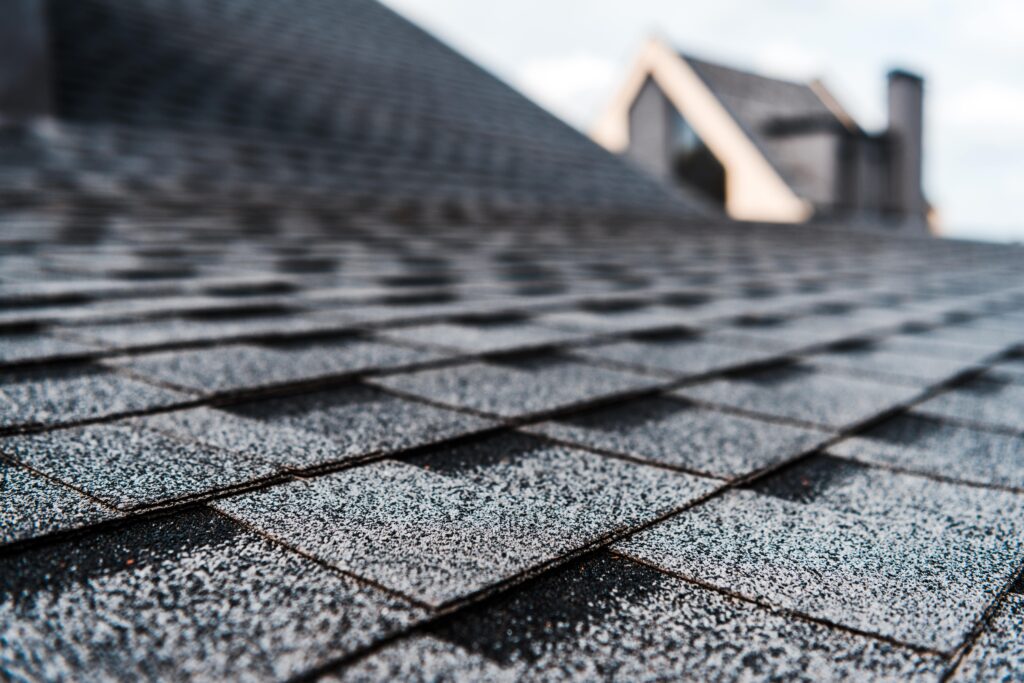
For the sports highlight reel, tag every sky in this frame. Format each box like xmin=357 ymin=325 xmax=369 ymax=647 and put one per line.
xmin=383 ymin=0 xmax=1024 ymax=242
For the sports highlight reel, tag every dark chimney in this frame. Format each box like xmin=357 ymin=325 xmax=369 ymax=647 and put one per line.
xmin=886 ymin=69 xmax=925 ymax=226
xmin=0 ymin=0 xmax=54 ymax=120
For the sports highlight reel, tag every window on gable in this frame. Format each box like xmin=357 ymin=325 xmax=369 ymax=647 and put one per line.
xmin=669 ymin=107 xmax=726 ymax=205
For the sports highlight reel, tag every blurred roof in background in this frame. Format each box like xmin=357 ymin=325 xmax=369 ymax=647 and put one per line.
xmin=0 ymin=0 xmax=708 ymax=226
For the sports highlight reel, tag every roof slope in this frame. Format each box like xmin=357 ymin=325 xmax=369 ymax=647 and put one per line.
xmin=2 ymin=209 xmax=1024 ymax=681
xmin=2 ymin=3 xmax=1024 ymax=680
xmin=0 ymin=0 xmax=705 ymax=221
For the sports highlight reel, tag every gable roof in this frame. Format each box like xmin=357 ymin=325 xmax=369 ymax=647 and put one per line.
xmin=681 ymin=53 xmax=854 ymax=203
xmin=592 ymin=38 xmax=812 ymax=222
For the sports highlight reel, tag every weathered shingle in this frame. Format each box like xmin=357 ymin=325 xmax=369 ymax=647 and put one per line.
xmin=0 ymin=364 xmax=187 ymax=429
xmin=674 ymin=363 xmax=922 ymax=430
xmin=0 ymin=509 xmax=424 ymax=681
xmin=572 ymin=329 xmax=781 ymax=378
xmin=370 ymin=354 xmax=657 ymax=419
xmin=107 ymin=335 xmax=442 ymax=394
xmin=527 ymin=395 xmax=827 ymax=479
xmin=916 ymin=373 xmax=1024 ymax=432
xmin=0 ymin=461 xmax=115 ymax=545
xmin=615 ymin=478 xmax=1024 ymax=652
xmin=1 ymin=418 xmax=280 ymax=510
xmin=951 ymin=593 xmax=1024 ymax=681
xmin=332 ymin=553 xmax=945 ymax=682
xmin=830 ymin=413 xmax=1024 ymax=490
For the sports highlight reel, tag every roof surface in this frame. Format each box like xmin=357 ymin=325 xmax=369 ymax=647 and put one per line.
xmin=3 ymin=1 xmax=1024 ymax=681
xmin=3 ymin=213 xmax=1024 ymax=681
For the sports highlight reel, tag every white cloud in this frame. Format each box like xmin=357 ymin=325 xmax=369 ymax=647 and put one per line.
xmin=515 ymin=53 xmax=619 ymax=129
xmin=964 ymin=0 xmax=1024 ymax=56
xmin=938 ymin=81 xmax=1024 ymax=142
xmin=753 ymin=42 xmax=823 ymax=80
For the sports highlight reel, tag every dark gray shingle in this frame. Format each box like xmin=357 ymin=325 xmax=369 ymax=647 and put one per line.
xmin=527 ymin=396 xmax=827 ymax=479
xmin=0 ymin=509 xmax=423 ymax=681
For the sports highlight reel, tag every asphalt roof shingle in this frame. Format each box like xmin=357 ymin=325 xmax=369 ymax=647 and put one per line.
xmin=370 ymin=353 xmax=658 ymax=419
xmin=333 ymin=553 xmax=946 ymax=682
xmin=571 ymin=329 xmax=782 ymax=378
xmin=106 ymin=335 xmax=443 ymax=395
xmin=830 ymin=413 xmax=1024 ymax=490
xmin=0 ymin=330 xmax=96 ymax=366
xmin=674 ymin=363 xmax=923 ymax=430
xmin=915 ymin=373 xmax=1024 ymax=433
xmin=0 ymin=509 xmax=423 ymax=681
xmin=216 ymin=384 xmax=496 ymax=467
xmin=527 ymin=396 xmax=827 ymax=480
xmin=951 ymin=593 xmax=1024 ymax=681
xmin=215 ymin=460 xmax=585 ymax=607
xmin=806 ymin=343 xmax=979 ymax=386
xmin=1 ymin=0 xmax=1024 ymax=679
xmin=0 ymin=364 xmax=186 ymax=430
xmin=614 ymin=484 xmax=1024 ymax=652
xmin=0 ymin=461 xmax=115 ymax=546
xmin=1 ymin=418 xmax=280 ymax=510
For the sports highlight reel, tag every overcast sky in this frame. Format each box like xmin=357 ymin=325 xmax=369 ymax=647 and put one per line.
xmin=383 ymin=0 xmax=1023 ymax=242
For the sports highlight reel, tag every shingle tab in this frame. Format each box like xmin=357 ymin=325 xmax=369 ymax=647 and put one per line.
xmin=213 ymin=460 xmax=580 ymax=607
xmin=806 ymin=343 xmax=976 ymax=386
xmin=919 ymin=323 xmax=1023 ymax=351
xmin=0 ymin=364 xmax=186 ymax=429
xmin=379 ymin=319 xmax=586 ymax=354
xmin=1 ymin=419 xmax=279 ymax=510
xmin=0 ymin=509 xmax=423 ymax=681
xmin=215 ymin=384 xmax=496 ymax=467
xmin=887 ymin=328 xmax=1010 ymax=358
xmin=830 ymin=413 xmax=1024 ymax=490
xmin=873 ymin=334 xmax=995 ymax=363
xmin=572 ymin=330 xmax=780 ymax=378
xmin=951 ymin=594 xmax=1024 ymax=682
xmin=0 ymin=331 xmax=96 ymax=365
xmin=107 ymin=336 xmax=441 ymax=394
xmin=673 ymin=363 xmax=922 ymax=430
xmin=66 ymin=312 xmax=347 ymax=350
xmin=0 ymin=461 xmax=115 ymax=546
xmin=370 ymin=354 xmax=656 ymax=419
xmin=405 ymin=432 xmax=719 ymax=536
xmin=527 ymin=396 xmax=827 ymax=479
xmin=751 ymin=454 xmax=1024 ymax=533
xmin=331 ymin=553 xmax=945 ymax=682
xmin=994 ymin=355 xmax=1024 ymax=381
xmin=615 ymin=483 xmax=1024 ymax=651
xmin=916 ymin=373 xmax=1024 ymax=432
xmin=533 ymin=305 xmax=696 ymax=334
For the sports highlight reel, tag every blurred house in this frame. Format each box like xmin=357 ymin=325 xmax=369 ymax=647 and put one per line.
xmin=593 ymin=38 xmax=933 ymax=232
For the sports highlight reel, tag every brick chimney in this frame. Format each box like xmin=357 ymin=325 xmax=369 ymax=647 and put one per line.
xmin=886 ymin=69 xmax=925 ymax=226
xmin=0 ymin=0 xmax=54 ymax=120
